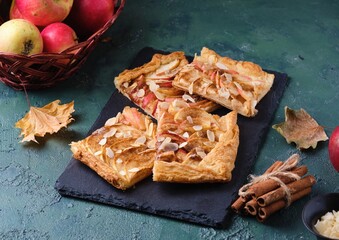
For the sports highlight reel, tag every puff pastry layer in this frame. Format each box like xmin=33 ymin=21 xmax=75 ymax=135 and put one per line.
xmin=173 ymin=47 xmax=275 ymax=117
xmin=153 ymin=101 xmax=239 ymax=183
xmin=70 ymin=107 xmax=157 ymax=190
xmin=114 ymin=51 xmax=219 ymax=119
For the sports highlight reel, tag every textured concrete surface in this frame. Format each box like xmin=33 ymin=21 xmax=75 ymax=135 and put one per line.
xmin=1 ymin=0 xmax=339 ymax=239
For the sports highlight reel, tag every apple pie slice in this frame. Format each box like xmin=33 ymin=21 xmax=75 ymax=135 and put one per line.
xmin=153 ymin=100 xmax=239 ymax=183
xmin=114 ymin=51 xmax=219 ymax=119
xmin=173 ymin=47 xmax=275 ymax=117
xmin=70 ymin=107 xmax=157 ymax=190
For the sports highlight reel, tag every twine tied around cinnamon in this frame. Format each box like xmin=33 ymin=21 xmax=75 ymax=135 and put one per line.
xmin=238 ymin=154 xmax=301 ymax=207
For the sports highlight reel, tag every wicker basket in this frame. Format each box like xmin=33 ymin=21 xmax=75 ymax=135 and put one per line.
xmin=0 ymin=0 xmax=125 ymax=90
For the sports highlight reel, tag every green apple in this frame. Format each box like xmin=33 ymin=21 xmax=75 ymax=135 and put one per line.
xmin=0 ymin=19 xmax=43 ymax=55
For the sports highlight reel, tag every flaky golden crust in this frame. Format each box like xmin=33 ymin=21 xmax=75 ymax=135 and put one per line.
xmin=173 ymin=47 xmax=275 ymax=117
xmin=153 ymin=103 xmax=239 ymax=183
xmin=70 ymin=107 xmax=157 ymax=190
xmin=114 ymin=51 xmax=219 ymax=119
xmin=71 ymin=142 xmax=154 ymax=190
xmin=114 ymin=51 xmax=187 ymax=87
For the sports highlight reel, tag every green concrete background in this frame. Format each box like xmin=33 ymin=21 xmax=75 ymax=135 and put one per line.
xmin=1 ymin=0 xmax=339 ymax=239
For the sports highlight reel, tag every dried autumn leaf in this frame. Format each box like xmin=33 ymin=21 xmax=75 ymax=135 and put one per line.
xmin=272 ymin=106 xmax=328 ymax=149
xmin=15 ymin=100 xmax=75 ymax=143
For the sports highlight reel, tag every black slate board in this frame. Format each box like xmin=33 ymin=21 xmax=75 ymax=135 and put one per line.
xmin=55 ymin=47 xmax=288 ymax=228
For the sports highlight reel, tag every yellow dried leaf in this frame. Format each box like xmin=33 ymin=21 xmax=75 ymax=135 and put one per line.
xmin=15 ymin=100 xmax=75 ymax=143
xmin=272 ymin=106 xmax=328 ymax=149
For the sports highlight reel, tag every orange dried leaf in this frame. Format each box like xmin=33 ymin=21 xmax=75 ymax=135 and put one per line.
xmin=272 ymin=106 xmax=328 ymax=149
xmin=15 ymin=100 xmax=75 ymax=143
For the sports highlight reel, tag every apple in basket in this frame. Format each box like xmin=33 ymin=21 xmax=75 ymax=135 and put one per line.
xmin=65 ymin=0 xmax=115 ymax=39
xmin=41 ymin=22 xmax=78 ymax=53
xmin=0 ymin=19 xmax=43 ymax=55
xmin=9 ymin=0 xmax=24 ymax=19
xmin=14 ymin=0 xmax=74 ymax=27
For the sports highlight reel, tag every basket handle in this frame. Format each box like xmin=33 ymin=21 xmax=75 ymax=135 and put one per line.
xmin=87 ymin=0 xmax=126 ymax=42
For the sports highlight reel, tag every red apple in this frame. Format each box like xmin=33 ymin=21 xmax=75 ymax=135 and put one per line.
xmin=328 ymin=126 xmax=339 ymax=172
xmin=9 ymin=0 xmax=24 ymax=19
xmin=15 ymin=0 xmax=73 ymax=27
xmin=41 ymin=22 xmax=78 ymax=53
xmin=65 ymin=0 xmax=115 ymax=39
xmin=0 ymin=19 xmax=43 ymax=55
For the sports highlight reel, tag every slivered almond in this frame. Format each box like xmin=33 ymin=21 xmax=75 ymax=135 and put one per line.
xmin=148 ymin=81 xmax=159 ymax=92
xmin=147 ymin=139 xmax=156 ymax=149
xmin=186 ymin=116 xmax=193 ymax=124
xmin=116 ymin=158 xmax=123 ymax=164
xmin=124 ymin=131 xmax=132 ymax=138
xmin=99 ymin=138 xmax=107 ymax=146
xmin=193 ymin=125 xmax=202 ymax=131
xmin=128 ymin=168 xmax=140 ymax=173
xmin=182 ymin=94 xmax=195 ymax=103
xmin=207 ymin=130 xmax=215 ymax=142
xmin=158 ymin=137 xmax=175 ymax=151
xmin=137 ymin=89 xmax=145 ymax=98
xmin=168 ymin=130 xmax=177 ymax=135
xmin=182 ymin=132 xmax=189 ymax=138
xmin=119 ymin=170 xmax=126 ymax=176
xmin=224 ymin=73 xmax=232 ymax=82
xmin=123 ymin=82 xmax=129 ymax=88
xmin=105 ymin=116 xmax=118 ymax=126
xmin=134 ymin=136 xmax=147 ymax=145
xmin=179 ymin=142 xmax=188 ymax=148
xmin=196 ymin=148 xmax=207 ymax=159
xmin=115 ymin=132 xmax=123 ymax=138
xmin=154 ymin=91 xmax=165 ymax=101
xmin=106 ymin=148 xmax=114 ymax=158
xmin=94 ymin=150 xmax=102 ymax=156
xmin=173 ymin=99 xmax=189 ymax=108
xmin=104 ymin=128 xmax=117 ymax=138
xmin=162 ymin=137 xmax=172 ymax=144
xmin=116 ymin=149 xmax=122 ymax=154
xmin=218 ymin=88 xmax=230 ymax=99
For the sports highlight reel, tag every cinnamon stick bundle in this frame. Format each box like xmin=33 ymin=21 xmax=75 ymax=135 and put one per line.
xmin=245 ymin=166 xmax=308 ymax=199
xmin=231 ymin=154 xmax=316 ymax=222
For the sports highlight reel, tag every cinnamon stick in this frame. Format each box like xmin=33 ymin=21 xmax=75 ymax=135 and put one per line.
xmin=231 ymin=197 xmax=246 ymax=214
xmin=245 ymin=165 xmax=308 ymax=199
xmin=257 ymin=187 xmax=312 ymax=222
xmin=239 ymin=161 xmax=285 ymax=202
xmin=244 ymin=199 xmax=259 ymax=216
xmin=265 ymin=161 xmax=284 ymax=174
xmin=257 ymin=175 xmax=316 ymax=207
